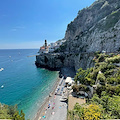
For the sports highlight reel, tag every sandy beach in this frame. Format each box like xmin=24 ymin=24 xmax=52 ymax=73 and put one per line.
xmin=34 ymin=77 xmax=67 ymax=120
xmin=34 ymin=67 xmax=75 ymax=120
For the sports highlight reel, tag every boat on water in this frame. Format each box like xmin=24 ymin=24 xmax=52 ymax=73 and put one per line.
xmin=1 ymin=85 xmax=4 ymax=88
xmin=1 ymin=68 xmax=4 ymax=70
xmin=0 ymin=68 xmax=4 ymax=71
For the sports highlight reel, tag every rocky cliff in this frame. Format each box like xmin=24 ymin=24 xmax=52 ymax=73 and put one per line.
xmin=36 ymin=0 xmax=120 ymax=71
xmin=65 ymin=0 xmax=120 ymax=53
xmin=36 ymin=52 xmax=94 ymax=71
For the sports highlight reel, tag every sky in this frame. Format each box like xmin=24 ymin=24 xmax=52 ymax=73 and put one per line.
xmin=0 ymin=0 xmax=95 ymax=49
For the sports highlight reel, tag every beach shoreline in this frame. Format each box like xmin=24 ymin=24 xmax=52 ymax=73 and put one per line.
xmin=33 ymin=67 xmax=75 ymax=120
xmin=33 ymin=76 xmax=61 ymax=120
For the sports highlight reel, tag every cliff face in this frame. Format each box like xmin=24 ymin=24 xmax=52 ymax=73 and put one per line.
xmin=36 ymin=53 xmax=94 ymax=71
xmin=65 ymin=0 xmax=120 ymax=53
xmin=36 ymin=0 xmax=120 ymax=71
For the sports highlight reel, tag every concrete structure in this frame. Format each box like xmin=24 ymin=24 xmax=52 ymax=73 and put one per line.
xmin=39 ymin=40 xmax=49 ymax=54
xmin=65 ymin=77 xmax=73 ymax=85
xmin=48 ymin=39 xmax=66 ymax=53
xmin=65 ymin=77 xmax=74 ymax=90
xmin=39 ymin=46 xmax=49 ymax=54
xmin=49 ymin=43 xmax=55 ymax=53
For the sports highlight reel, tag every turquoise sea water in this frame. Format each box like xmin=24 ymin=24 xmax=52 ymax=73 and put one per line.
xmin=0 ymin=49 xmax=59 ymax=119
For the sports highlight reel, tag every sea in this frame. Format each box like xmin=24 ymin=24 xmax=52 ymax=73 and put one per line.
xmin=0 ymin=49 xmax=59 ymax=119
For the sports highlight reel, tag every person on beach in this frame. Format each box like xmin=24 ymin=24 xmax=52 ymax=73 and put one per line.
xmin=38 ymin=116 xmax=41 ymax=120
xmin=51 ymin=112 xmax=55 ymax=115
xmin=52 ymin=112 xmax=55 ymax=115
xmin=48 ymin=104 xmax=51 ymax=108
xmin=44 ymin=108 xmax=47 ymax=111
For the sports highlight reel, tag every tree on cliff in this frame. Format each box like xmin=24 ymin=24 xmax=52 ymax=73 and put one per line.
xmin=0 ymin=103 xmax=25 ymax=120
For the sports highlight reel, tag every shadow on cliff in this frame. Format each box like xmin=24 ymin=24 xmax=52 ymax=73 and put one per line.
xmin=60 ymin=67 xmax=76 ymax=78
xmin=35 ymin=61 xmax=76 ymax=78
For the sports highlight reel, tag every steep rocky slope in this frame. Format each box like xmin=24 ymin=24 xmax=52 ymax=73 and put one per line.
xmin=65 ymin=0 xmax=120 ymax=52
xmin=36 ymin=52 xmax=94 ymax=71
xmin=36 ymin=0 xmax=120 ymax=71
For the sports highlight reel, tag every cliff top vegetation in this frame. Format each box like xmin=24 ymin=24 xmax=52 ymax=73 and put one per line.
xmin=0 ymin=103 xmax=27 ymax=120
xmin=68 ymin=52 xmax=120 ymax=119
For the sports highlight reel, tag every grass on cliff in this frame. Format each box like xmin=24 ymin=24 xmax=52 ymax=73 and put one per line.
xmin=105 ymin=9 xmax=120 ymax=30
xmin=98 ymin=9 xmax=120 ymax=31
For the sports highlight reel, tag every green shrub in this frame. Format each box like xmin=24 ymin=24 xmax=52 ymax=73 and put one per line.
xmin=99 ymin=62 xmax=108 ymax=72
xmin=96 ymin=85 xmax=106 ymax=97
xmin=91 ymin=68 xmax=99 ymax=80
xmin=109 ymin=53 xmax=114 ymax=57
xmin=94 ymin=51 xmax=100 ymax=58
xmin=116 ymin=75 xmax=120 ymax=84
xmin=104 ymin=69 xmax=114 ymax=76
xmin=0 ymin=103 xmax=25 ymax=120
xmin=85 ymin=77 xmax=95 ymax=86
xmin=107 ymin=64 xmax=116 ymax=69
xmin=106 ymin=77 xmax=116 ymax=84
xmin=115 ymin=85 xmax=120 ymax=95
xmin=105 ymin=55 xmax=120 ymax=63
xmin=95 ymin=62 xmax=100 ymax=67
xmin=74 ymin=68 xmax=90 ymax=84
xmin=78 ymin=84 xmax=87 ymax=91
xmin=72 ymin=84 xmax=88 ymax=92
xmin=97 ymin=73 xmax=106 ymax=84
xmin=98 ymin=54 xmax=105 ymax=62
xmin=105 ymin=84 xmax=116 ymax=96
xmin=72 ymin=84 xmax=79 ymax=92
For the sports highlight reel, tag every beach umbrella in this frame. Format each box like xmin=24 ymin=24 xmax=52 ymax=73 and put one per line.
xmin=42 ymin=116 xmax=46 ymax=118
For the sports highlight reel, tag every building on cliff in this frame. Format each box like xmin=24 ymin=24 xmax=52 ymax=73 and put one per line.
xmin=39 ymin=40 xmax=49 ymax=54
xmin=39 ymin=39 xmax=66 ymax=54
xmin=48 ymin=39 xmax=66 ymax=53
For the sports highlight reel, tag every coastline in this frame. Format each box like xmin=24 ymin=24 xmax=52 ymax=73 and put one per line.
xmin=33 ymin=67 xmax=75 ymax=120
xmin=33 ymin=76 xmax=61 ymax=120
